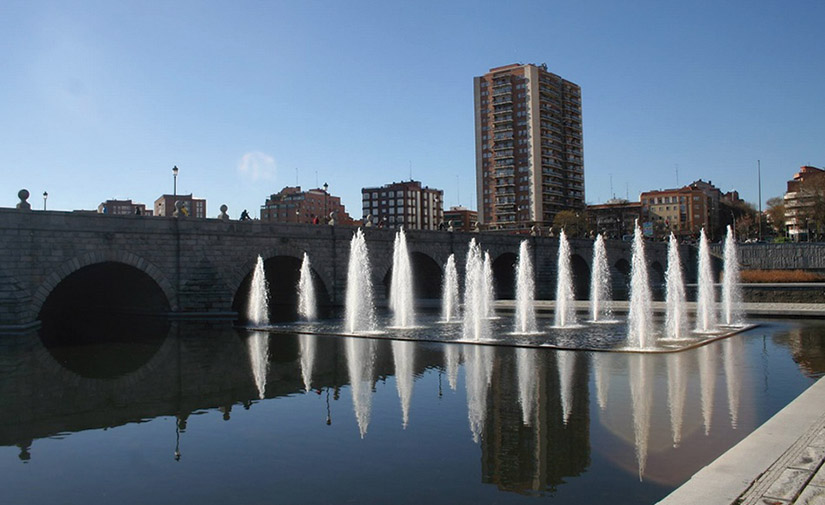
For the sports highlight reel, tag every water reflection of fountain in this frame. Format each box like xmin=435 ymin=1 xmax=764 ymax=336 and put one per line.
xmin=299 ymin=334 xmax=316 ymax=393
xmin=629 ymin=353 xmax=653 ymax=481
xmin=345 ymin=229 xmax=376 ymax=334
xmin=390 ymin=228 xmax=415 ymax=328
xmin=465 ymin=344 xmax=494 ymax=443
xmin=392 ymin=339 xmax=415 ymax=428
xmin=514 ymin=240 xmax=538 ymax=334
xmin=724 ymin=338 xmax=741 ymax=429
xmin=248 ymin=255 xmax=269 ymax=326
xmin=594 ymin=353 xmax=611 ymax=411
xmin=444 ymin=344 xmax=461 ymax=391
xmin=666 ymin=351 xmax=687 ymax=446
xmin=557 ymin=350 xmax=576 ymax=425
xmin=516 ymin=347 xmax=537 ymax=426
xmin=698 ymin=344 xmax=717 ymax=435
xmin=246 ymin=331 xmax=269 ymax=399
xmin=346 ymin=337 xmax=376 ymax=438
xmin=297 ymin=252 xmax=317 ymax=322
xmin=441 ymin=254 xmax=460 ymax=323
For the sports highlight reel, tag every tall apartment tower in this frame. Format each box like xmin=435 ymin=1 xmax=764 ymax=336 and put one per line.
xmin=474 ymin=63 xmax=584 ymax=229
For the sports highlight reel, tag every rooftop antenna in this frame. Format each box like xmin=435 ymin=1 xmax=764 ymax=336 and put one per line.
xmin=675 ymin=163 xmax=680 ymax=186
xmin=456 ymin=175 xmax=460 ymax=207
xmin=315 ymin=171 xmax=318 ymax=188
xmin=296 ymin=167 xmax=299 ymax=187
xmin=409 ymin=160 xmax=412 ymax=181
xmin=610 ymin=173 xmax=614 ymax=199
xmin=626 ymin=182 xmax=629 ymax=201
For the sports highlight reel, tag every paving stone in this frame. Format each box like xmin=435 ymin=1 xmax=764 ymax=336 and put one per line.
xmin=794 ymin=485 xmax=825 ymax=505
xmin=811 ymin=466 xmax=825 ymax=487
xmin=791 ymin=446 xmax=825 ymax=471
xmin=758 ymin=498 xmax=790 ymax=505
xmin=810 ymin=428 xmax=825 ymax=449
xmin=764 ymin=468 xmax=812 ymax=502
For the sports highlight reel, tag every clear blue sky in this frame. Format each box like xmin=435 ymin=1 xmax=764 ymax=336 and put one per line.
xmin=1 ymin=0 xmax=822 ymax=217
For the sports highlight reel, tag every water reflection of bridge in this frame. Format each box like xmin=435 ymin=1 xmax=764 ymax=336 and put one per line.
xmin=2 ymin=320 xmax=812 ymax=494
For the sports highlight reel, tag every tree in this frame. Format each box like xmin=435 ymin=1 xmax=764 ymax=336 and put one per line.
xmin=553 ymin=210 xmax=587 ymax=238
xmin=765 ymin=196 xmax=785 ymax=235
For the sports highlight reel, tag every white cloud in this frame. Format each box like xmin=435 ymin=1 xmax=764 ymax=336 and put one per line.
xmin=237 ymin=151 xmax=277 ymax=181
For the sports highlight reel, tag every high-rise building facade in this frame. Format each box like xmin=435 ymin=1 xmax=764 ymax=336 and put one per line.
xmin=361 ymin=180 xmax=443 ymax=230
xmin=475 ymin=63 xmax=584 ymax=230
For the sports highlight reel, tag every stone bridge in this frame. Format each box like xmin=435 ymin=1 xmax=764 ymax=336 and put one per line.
xmin=0 ymin=208 xmax=681 ymax=329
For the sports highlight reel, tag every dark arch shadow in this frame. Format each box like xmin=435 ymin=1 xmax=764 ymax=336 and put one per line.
xmin=233 ymin=256 xmax=331 ymax=323
xmin=570 ymin=254 xmax=590 ymax=300
xmin=650 ymin=261 xmax=665 ymax=301
xmin=381 ymin=251 xmax=445 ymax=301
xmin=614 ymin=258 xmax=631 ymax=300
xmin=37 ymin=262 xmax=171 ymax=379
xmin=492 ymin=253 xmax=517 ymax=299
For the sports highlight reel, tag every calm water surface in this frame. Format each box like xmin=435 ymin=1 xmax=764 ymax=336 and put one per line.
xmin=0 ymin=316 xmax=823 ymax=505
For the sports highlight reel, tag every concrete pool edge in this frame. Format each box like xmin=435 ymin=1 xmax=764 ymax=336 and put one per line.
xmin=657 ymin=376 xmax=825 ymax=505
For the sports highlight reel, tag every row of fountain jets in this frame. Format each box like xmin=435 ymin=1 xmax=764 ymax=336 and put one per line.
xmin=248 ymin=221 xmax=743 ymax=350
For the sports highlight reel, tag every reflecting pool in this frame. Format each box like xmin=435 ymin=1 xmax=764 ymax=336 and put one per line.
xmin=0 ymin=315 xmax=823 ymax=504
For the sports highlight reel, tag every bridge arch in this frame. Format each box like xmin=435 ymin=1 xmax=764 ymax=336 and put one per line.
xmin=381 ymin=251 xmax=444 ymax=301
xmin=32 ymin=252 xmax=175 ymax=318
xmin=233 ymin=254 xmax=331 ymax=322
xmin=570 ymin=254 xmax=590 ymax=300
xmin=491 ymin=253 xmax=517 ymax=299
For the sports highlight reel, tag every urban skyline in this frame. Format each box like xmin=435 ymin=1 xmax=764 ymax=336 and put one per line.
xmin=2 ymin=1 xmax=823 ymax=217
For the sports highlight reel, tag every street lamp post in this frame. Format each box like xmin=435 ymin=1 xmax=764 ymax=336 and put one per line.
xmin=43 ymin=191 xmax=48 ymax=211
xmin=323 ymin=182 xmax=329 ymax=223
xmin=172 ymin=165 xmax=179 ymax=196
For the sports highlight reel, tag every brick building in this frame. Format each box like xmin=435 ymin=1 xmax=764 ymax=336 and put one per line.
xmin=98 ymin=199 xmax=152 ymax=216
xmin=361 ymin=180 xmax=443 ymax=230
xmin=475 ymin=63 xmax=584 ymax=230
xmin=154 ymin=194 xmax=206 ymax=218
xmin=443 ymin=206 xmax=478 ymax=232
xmin=260 ymin=186 xmax=354 ymax=225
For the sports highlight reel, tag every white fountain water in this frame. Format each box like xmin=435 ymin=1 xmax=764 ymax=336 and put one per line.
xmin=246 ymin=331 xmax=269 ymax=399
xmin=247 ymin=255 xmax=269 ymax=326
xmin=589 ymin=234 xmax=613 ymax=322
xmin=695 ymin=228 xmax=718 ymax=333
xmin=392 ymin=339 xmax=415 ymax=428
xmin=554 ymin=230 xmax=577 ymax=328
xmin=516 ymin=347 xmax=537 ymax=426
xmin=441 ymin=254 xmax=460 ymax=323
xmin=514 ymin=240 xmax=538 ymax=334
xmin=299 ymin=334 xmax=316 ymax=393
xmin=627 ymin=222 xmax=654 ymax=349
xmin=664 ymin=233 xmax=688 ymax=340
xmin=344 ymin=229 xmax=376 ymax=334
xmin=390 ymin=228 xmax=416 ymax=328
xmin=463 ymin=239 xmax=490 ymax=341
xmin=722 ymin=225 xmax=744 ymax=326
xmin=482 ymin=251 xmax=495 ymax=319
xmin=346 ymin=337 xmax=376 ymax=439
xmin=297 ymin=252 xmax=317 ymax=322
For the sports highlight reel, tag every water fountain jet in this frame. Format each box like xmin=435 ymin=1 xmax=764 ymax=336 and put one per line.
xmin=514 ymin=240 xmax=538 ymax=334
xmin=344 ymin=229 xmax=376 ymax=334
xmin=554 ymin=230 xmax=577 ymax=328
xmin=247 ymin=255 xmax=269 ymax=326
